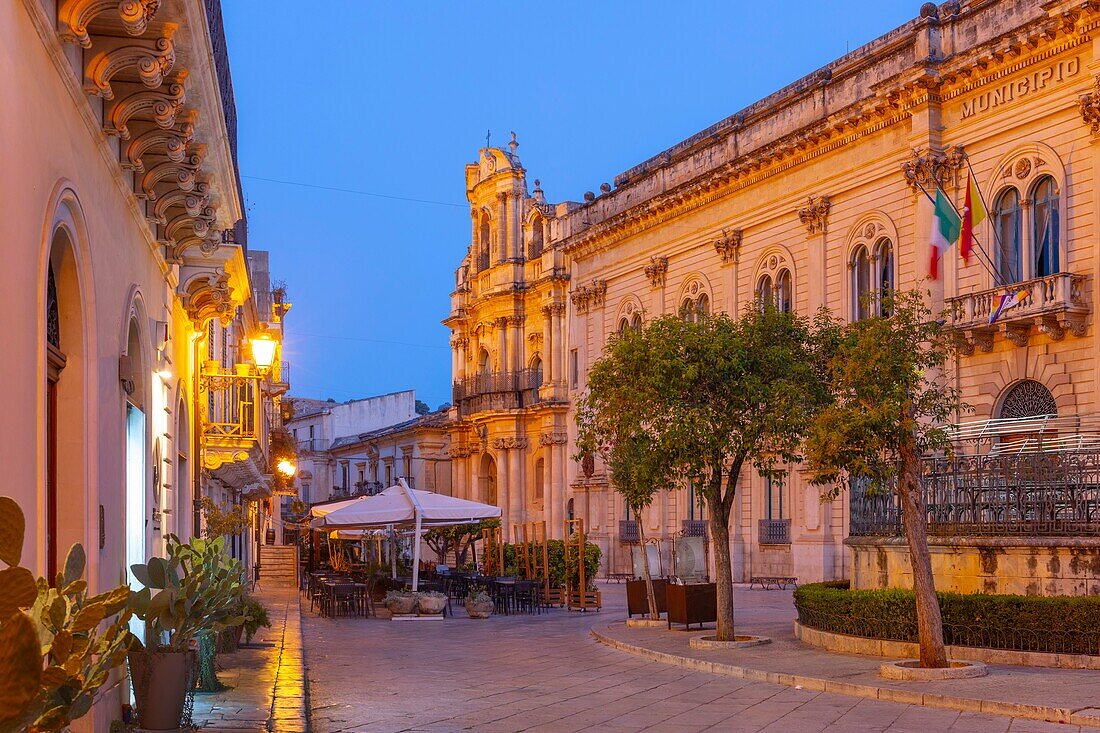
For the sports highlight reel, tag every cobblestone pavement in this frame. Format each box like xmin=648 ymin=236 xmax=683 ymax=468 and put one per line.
xmin=192 ymin=589 xmax=306 ymax=732
xmin=304 ymin=584 xmax=1085 ymax=733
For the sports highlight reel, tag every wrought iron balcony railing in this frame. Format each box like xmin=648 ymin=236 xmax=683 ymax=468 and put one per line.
xmin=619 ymin=520 xmax=640 ymax=544
xmin=200 ymin=368 xmax=261 ymax=463
xmin=758 ymin=518 xmax=791 ymax=545
xmin=945 ymin=272 xmax=1088 ymax=351
xmin=452 ymin=368 xmax=544 ymax=417
xmin=850 ymin=450 xmax=1100 ymax=537
xmin=681 ymin=519 xmax=707 ymax=537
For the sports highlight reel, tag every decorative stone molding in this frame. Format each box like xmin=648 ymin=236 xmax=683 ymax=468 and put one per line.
xmin=527 ymin=332 xmax=543 ymax=347
xmin=1079 ymin=76 xmax=1100 ymax=134
xmin=122 ymin=122 xmax=193 ymax=172
xmin=451 ymin=335 xmax=469 ymax=349
xmin=539 ymin=431 xmax=568 ymax=446
xmin=506 ymin=314 xmax=526 ymax=327
xmin=447 ymin=443 xmax=478 ymax=458
xmin=105 ymin=82 xmax=185 ymax=139
xmin=84 ymin=36 xmax=175 ymax=100
xmin=570 ymin=280 xmax=607 ymax=314
xmin=171 ymin=235 xmax=220 ymax=262
xmin=644 ymin=256 xmax=669 ymax=287
xmin=900 ymin=146 xmax=966 ymax=191
xmin=491 ymin=436 xmax=529 ymax=451
xmin=713 ymin=229 xmax=742 ymax=265
xmin=1004 ymin=322 xmax=1031 ymax=348
xmin=59 ymin=0 xmax=161 ymax=48
xmin=541 ymin=302 xmax=567 ymax=318
xmin=797 ymin=195 xmax=831 ymax=235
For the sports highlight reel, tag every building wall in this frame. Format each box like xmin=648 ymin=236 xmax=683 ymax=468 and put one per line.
xmin=445 ymin=0 xmax=1100 ymax=583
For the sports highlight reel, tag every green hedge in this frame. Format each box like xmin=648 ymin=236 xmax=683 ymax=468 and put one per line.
xmin=502 ymin=540 xmax=601 ymax=590
xmin=793 ymin=581 xmax=1100 ymax=656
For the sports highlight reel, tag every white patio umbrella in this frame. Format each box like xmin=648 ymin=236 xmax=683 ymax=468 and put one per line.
xmin=310 ymin=478 xmax=501 ymax=590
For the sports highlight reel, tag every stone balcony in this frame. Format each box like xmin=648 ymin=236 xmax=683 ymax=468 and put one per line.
xmin=945 ymin=272 xmax=1088 ymax=353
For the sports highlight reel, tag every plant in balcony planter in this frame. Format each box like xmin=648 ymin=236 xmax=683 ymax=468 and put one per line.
xmin=0 ymin=496 xmax=135 ymax=733
xmin=128 ymin=535 xmax=246 ymax=730
xmin=383 ymin=590 xmax=416 ymax=616
xmin=416 ymin=591 xmax=447 ymax=615
xmin=464 ymin=590 xmax=494 ymax=619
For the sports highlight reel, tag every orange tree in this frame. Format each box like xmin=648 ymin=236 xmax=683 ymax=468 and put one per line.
xmin=577 ymin=305 xmax=831 ymax=640
xmin=804 ymin=290 xmax=965 ymax=668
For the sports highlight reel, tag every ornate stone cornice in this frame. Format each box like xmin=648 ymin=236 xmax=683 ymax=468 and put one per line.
xmin=900 ymin=145 xmax=966 ymax=191
xmin=84 ymin=36 xmax=175 ymax=100
xmin=105 ymin=82 xmax=185 ymax=139
xmin=150 ymin=181 xmax=208 ymax=225
xmin=713 ymin=229 xmax=742 ymax=265
xmin=539 ymin=431 xmax=568 ymax=446
xmin=1080 ymin=75 xmax=1100 ymax=134
xmin=569 ymin=280 xmax=607 ymax=314
xmin=491 ymin=436 xmax=529 ymax=451
xmin=797 ymin=195 xmax=831 ymax=235
xmin=137 ymin=152 xmax=201 ymax=199
xmin=644 ymin=256 xmax=668 ymax=287
xmin=59 ymin=0 xmax=161 ymax=48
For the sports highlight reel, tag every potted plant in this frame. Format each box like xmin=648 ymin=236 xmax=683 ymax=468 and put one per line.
xmin=240 ymin=595 xmax=271 ymax=643
xmin=384 ymin=590 xmax=416 ymax=615
xmin=416 ymin=590 xmax=447 ymax=615
xmin=0 ymin=495 xmax=134 ymax=732
xmin=128 ymin=535 xmax=246 ymax=730
xmin=465 ymin=590 xmax=494 ymax=619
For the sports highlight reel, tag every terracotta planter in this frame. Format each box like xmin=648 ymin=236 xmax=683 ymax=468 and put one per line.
xmin=128 ymin=649 xmax=195 ymax=731
xmin=416 ymin=594 xmax=447 ymax=615
xmin=465 ymin=600 xmax=494 ymax=619
xmin=385 ymin=595 xmax=416 ymax=615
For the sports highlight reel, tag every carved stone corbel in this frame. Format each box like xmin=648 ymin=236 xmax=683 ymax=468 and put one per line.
xmin=105 ymin=82 xmax=185 ymax=139
xmin=123 ymin=122 xmax=194 ymax=171
xmin=644 ymin=256 xmax=668 ymax=287
xmin=1037 ymin=315 xmax=1065 ymax=341
xmin=151 ymin=181 xmax=209 ymax=224
xmin=1003 ymin=322 xmax=1031 ymax=347
xmin=965 ymin=329 xmax=995 ymax=353
xmin=84 ymin=36 xmax=175 ymax=100
xmin=59 ymin=0 xmax=161 ymax=48
xmin=953 ymin=332 xmax=974 ymax=357
xmin=713 ymin=229 xmax=742 ymax=265
xmin=138 ymin=155 xmax=200 ymax=199
xmin=181 ymin=269 xmax=233 ymax=327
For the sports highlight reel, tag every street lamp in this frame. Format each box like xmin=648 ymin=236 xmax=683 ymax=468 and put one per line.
xmin=251 ymin=334 xmax=278 ymax=373
xmin=276 ymin=458 xmax=297 ymax=478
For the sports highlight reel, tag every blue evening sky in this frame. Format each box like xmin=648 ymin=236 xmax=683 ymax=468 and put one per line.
xmin=222 ymin=1 xmax=915 ymax=409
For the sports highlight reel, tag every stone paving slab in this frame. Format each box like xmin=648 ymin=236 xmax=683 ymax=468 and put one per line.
xmin=192 ymin=589 xmax=308 ymax=732
xmin=593 ymin=585 xmax=1100 ymax=728
xmin=303 ymin=582 xmax=1088 ymax=732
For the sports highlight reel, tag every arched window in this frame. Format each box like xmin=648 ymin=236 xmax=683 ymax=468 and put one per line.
xmin=775 ymin=269 xmax=793 ymax=313
xmin=630 ymin=313 xmax=642 ymax=331
xmin=478 ymin=211 xmax=491 ymax=271
xmin=617 ymin=317 xmax=629 ymax=333
xmin=851 ymin=245 xmax=871 ymax=321
xmin=757 ymin=274 xmax=773 ymax=306
xmin=528 ymin=216 xmax=544 ymax=259
xmin=530 ymin=355 xmax=543 ymax=385
xmin=696 ymin=293 xmax=709 ymax=318
xmin=999 ymin=379 xmax=1057 ymax=419
xmin=994 ymin=188 xmax=1022 ymax=283
xmin=680 ymin=298 xmax=697 ymax=323
xmin=876 ymin=237 xmax=895 ymax=317
xmin=534 ymin=457 xmax=545 ymax=500
xmin=1031 ymin=175 xmax=1059 ymax=277
xmin=478 ymin=348 xmax=491 ymax=375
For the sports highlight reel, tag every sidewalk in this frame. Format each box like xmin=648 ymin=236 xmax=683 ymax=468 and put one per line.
xmin=592 ymin=585 xmax=1100 ymax=728
xmin=192 ymin=589 xmax=308 ymax=733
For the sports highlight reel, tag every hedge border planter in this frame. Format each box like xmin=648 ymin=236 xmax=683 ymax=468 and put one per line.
xmin=879 ymin=659 xmax=987 ymax=681
xmin=689 ymin=634 xmax=772 ymax=650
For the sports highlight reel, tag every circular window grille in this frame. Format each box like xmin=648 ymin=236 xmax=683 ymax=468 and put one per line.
xmin=998 ymin=380 xmax=1057 ymax=419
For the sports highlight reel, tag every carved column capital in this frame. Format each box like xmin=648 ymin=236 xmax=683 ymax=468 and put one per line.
xmin=643 ymin=256 xmax=669 ymax=288
xmin=570 ymin=280 xmax=607 ymax=314
xmin=491 ymin=436 xmax=529 ymax=451
xmin=901 ymin=145 xmax=966 ymax=191
xmin=1080 ymin=76 xmax=1100 ymax=134
xmin=539 ymin=431 xmax=568 ymax=446
xmin=713 ymin=228 xmax=742 ymax=265
xmin=797 ymin=195 xmax=831 ymax=235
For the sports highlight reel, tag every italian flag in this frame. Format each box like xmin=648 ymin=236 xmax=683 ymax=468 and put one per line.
xmin=931 ymin=188 xmax=962 ymax=280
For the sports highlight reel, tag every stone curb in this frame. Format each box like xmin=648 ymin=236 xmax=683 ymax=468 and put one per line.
xmin=590 ymin=624 xmax=1100 ymax=728
xmin=296 ymin=594 xmax=312 ymax=733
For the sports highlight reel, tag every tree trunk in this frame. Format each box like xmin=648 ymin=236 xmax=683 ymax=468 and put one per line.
xmin=709 ymin=498 xmax=735 ymax=641
xmin=636 ymin=511 xmax=660 ymax=620
xmin=898 ymin=437 xmax=948 ymax=668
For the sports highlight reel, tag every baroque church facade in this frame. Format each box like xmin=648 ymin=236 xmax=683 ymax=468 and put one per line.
xmin=446 ymin=0 xmax=1100 ymax=583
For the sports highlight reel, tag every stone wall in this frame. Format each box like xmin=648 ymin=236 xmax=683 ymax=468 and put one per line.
xmin=847 ymin=537 xmax=1100 ymax=596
